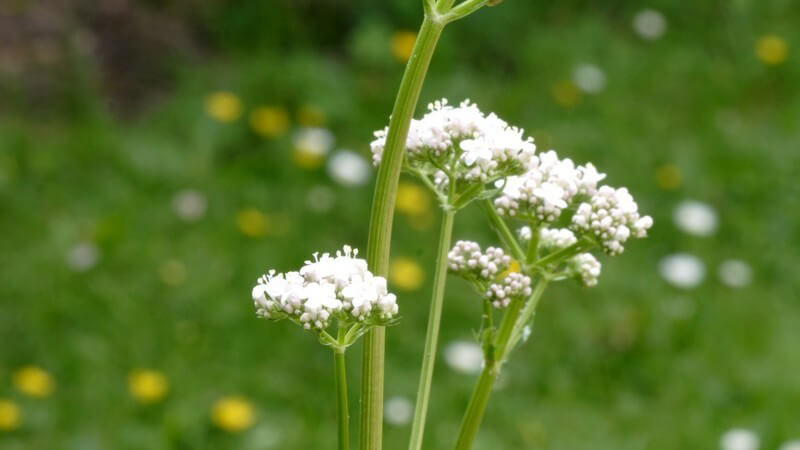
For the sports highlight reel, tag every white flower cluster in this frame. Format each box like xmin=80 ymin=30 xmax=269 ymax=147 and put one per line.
xmin=370 ymin=99 xmax=536 ymax=185
xmin=486 ymin=272 xmax=533 ymax=308
xmin=571 ymin=186 xmax=653 ymax=255
xmin=447 ymin=240 xmax=511 ymax=280
xmin=569 ymin=253 xmax=602 ymax=287
xmin=494 ymin=150 xmax=606 ymax=222
xmin=251 ymin=246 xmax=398 ymax=330
xmin=518 ymin=226 xmax=578 ymax=250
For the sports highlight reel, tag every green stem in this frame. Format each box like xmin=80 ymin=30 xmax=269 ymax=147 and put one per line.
xmin=481 ymin=199 xmax=525 ymax=262
xmin=453 ymin=282 xmax=547 ymax=450
xmin=525 ymin=224 xmax=540 ymax=264
xmin=361 ymin=15 xmax=445 ymax=450
xmin=335 ymin=346 xmax=350 ymax=450
xmin=443 ymin=0 xmax=490 ymax=22
xmin=452 ymin=364 xmax=496 ymax=450
xmin=534 ymin=239 xmax=592 ymax=268
xmin=336 ymin=325 xmax=350 ymax=450
xmin=408 ymin=209 xmax=456 ymax=450
xmin=507 ymin=278 xmax=548 ymax=355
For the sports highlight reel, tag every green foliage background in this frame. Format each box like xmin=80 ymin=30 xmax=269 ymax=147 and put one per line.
xmin=1 ymin=0 xmax=799 ymax=448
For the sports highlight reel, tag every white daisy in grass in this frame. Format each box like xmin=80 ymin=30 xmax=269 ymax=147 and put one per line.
xmin=633 ymin=9 xmax=667 ymax=40
xmin=720 ymin=428 xmax=759 ymax=450
xmin=673 ymin=200 xmax=718 ymax=237
xmin=66 ymin=241 xmax=100 ymax=272
xmin=172 ymin=189 xmax=207 ymax=222
xmin=573 ymin=64 xmax=606 ymax=94
xmin=444 ymin=340 xmax=484 ymax=375
xmin=384 ymin=396 xmax=413 ymax=426
xmin=659 ymin=253 xmax=705 ymax=289
xmin=780 ymin=440 xmax=800 ymax=450
xmin=718 ymin=259 xmax=753 ymax=288
xmin=327 ymin=150 xmax=371 ymax=187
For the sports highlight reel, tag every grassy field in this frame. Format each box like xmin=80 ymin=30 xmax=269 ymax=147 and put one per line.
xmin=1 ymin=1 xmax=799 ymax=449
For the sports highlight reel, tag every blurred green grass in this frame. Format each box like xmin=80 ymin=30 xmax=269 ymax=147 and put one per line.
xmin=1 ymin=0 xmax=800 ymax=449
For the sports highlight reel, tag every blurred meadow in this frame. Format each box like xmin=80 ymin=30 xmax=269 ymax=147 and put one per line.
xmin=1 ymin=0 xmax=800 ymax=449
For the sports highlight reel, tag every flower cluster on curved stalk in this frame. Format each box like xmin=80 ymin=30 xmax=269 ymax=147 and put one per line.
xmin=369 ymin=98 xmax=653 ymax=450
xmin=371 ymin=99 xmax=536 ymax=210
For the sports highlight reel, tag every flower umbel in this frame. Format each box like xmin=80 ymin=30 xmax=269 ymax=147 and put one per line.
xmin=371 ymin=99 xmax=536 ymax=209
xmin=251 ymin=245 xmax=399 ymax=337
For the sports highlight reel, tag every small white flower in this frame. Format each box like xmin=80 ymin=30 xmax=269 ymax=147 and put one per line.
xmin=569 ymin=253 xmax=602 ymax=287
xmin=659 ymin=253 xmax=705 ymax=289
xmin=444 ymin=340 xmax=484 ymax=375
xmin=66 ymin=242 xmax=100 ymax=272
xmin=720 ymin=428 xmax=759 ymax=450
xmin=294 ymin=127 xmax=334 ymax=157
xmin=717 ymin=259 xmax=753 ymax=288
xmin=448 ymin=240 xmax=510 ymax=281
xmin=486 ymin=272 xmax=532 ymax=308
xmin=384 ymin=396 xmax=413 ymax=426
xmin=172 ymin=189 xmax=207 ymax=221
xmin=327 ymin=150 xmax=371 ymax=187
xmin=779 ymin=440 xmax=800 ymax=450
xmin=633 ymin=9 xmax=667 ymax=40
xmin=460 ymin=138 xmax=494 ymax=166
xmin=571 ymin=185 xmax=652 ymax=255
xmin=573 ymin=64 xmax=606 ymax=94
xmin=673 ymin=200 xmax=718 ymax=237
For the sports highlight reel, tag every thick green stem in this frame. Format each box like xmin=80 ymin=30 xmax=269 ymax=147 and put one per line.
xmin=453 ymin=280 xmax=548 ymax=450
xmin=452 ymin=364 xmax=496 ymax=450
xmin=361 ymin=15 xmax=444 ymax=450
xmin=481 ymin=200 xmax=525 ymax=262
xmin=408 ymin=209 xmax=456 ymax=450
xmin=335 ymin=347 xmax=350 ymax=450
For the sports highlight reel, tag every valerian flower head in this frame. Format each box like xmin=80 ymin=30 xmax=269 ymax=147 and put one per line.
xmin=494 ymin=150 xmax=604 ymax=223
xmin=370 ymin=99 xmax=536 ymax=207
xmin=486 ymin=272 xmax=532 ymax=308
xmin=447 ymin=240 xmax=511 ymax=280
xmin=251 ymin=246 xmax=398 ymax=331
xmin=571 ymin=186 xmax=653 ymax=255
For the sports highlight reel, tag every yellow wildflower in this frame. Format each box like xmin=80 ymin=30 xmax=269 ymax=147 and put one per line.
xmin=236 ymin=208 xmax=270 ymax=238
xmin=755 ymin=35 xmax=788 ymax=65
xmin=128 ymin=369 xmax=169 ymax=404
xmin=250 ymin=106 xmax=289 ymax=138
xmin=0 ymin=399 xmax=21 ymax=431
xmin=390 ymin=257 xmax=425 ymax=291
xmin=391 ymin=31 xmax=417 ymax=63
xmin=655 ymin=164 xmax=682 ymax=190
xmin=13 ymin=366 xmax=54 ymax=398
xmin=395 ymin=182 xmax=431 ymax=217
xmin=551 ymin=80 xmax=581 ymax=108
xmin=498 ymin=259 xmax=521 ymax=280
xmin=297 ymin=104 xmax=327 ymax=127
xmin=211 ymin=396 xmax=255 ymax=432
xmin=205 ymin=91 xmax=242 ymax=122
